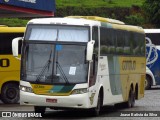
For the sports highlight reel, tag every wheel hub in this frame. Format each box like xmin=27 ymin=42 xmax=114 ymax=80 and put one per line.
xmin=6 ymin=88 xmax=16 ymax=99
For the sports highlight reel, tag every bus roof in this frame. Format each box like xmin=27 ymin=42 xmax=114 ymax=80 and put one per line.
xmin=112 ymin=24 xmax=144 ymax=34
xmin=0 ymin=27 xmax=26 ymax=33
xmin=28 ymin=17 xmax=144 ymax=34
xmin=144 ymin=29 xmax=160 ymax=33
xmin=28 ymin=17 xmax=101 ymax=26
xmin=66 ymin=16 xmax=125 ymax=25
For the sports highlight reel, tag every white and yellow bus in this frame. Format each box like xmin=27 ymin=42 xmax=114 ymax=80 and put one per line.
xmin=0 ymin=26 xmax=25 ymax=104
xmin=12 ymin=16 xmax=145 ymax=115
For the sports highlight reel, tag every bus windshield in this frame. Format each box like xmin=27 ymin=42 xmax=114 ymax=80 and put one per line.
xmin=25 ymin=25 xmax=89 ymax=42
xmin=22 ymin=43 xmax=88 ymax=84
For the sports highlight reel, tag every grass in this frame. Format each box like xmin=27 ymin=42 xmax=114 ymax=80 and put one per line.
xmin=0 ymin=18 xmax=28 ymax=27
xmin=56 ymin=0 xmax=145 ymax=8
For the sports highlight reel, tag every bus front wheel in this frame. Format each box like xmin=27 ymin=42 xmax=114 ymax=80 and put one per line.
xmin=1 ymin=83 xmax=19 ymax=104
xmin=145 ymin=76 xmax=151 ymax=90
xmin=34 ymin=106 xmax=46 ymax=116
xmin=93 ymin=93 xmax=102 ymax=116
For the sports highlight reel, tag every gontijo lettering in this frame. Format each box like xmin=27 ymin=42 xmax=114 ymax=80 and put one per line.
xmin=122 ymin=60 xmax=136 ymax=70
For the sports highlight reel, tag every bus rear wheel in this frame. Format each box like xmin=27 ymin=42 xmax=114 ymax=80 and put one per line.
xmin=1 ymin=83 xmax=19 ymax=104
xmin=124 ymin=89 xmax=135 ymax=108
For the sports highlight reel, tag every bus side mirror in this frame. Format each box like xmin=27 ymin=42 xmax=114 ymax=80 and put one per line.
xmin=86 ymin=40 xmax=95 ymax=61
xmin=12 ymin=37 xmax=23 ymax=60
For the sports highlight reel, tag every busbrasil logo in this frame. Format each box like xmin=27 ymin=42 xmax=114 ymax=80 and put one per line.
xmin=4 ymin=0 xmax=9 ymax=2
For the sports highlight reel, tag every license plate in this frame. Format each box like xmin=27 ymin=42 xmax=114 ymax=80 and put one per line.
xmin=46 ymin=98 xmax=57 ymax=103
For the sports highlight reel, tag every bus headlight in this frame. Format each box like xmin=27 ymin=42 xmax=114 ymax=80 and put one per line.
xmin=71 ymin=88 xmax=88 ymax=95
xmin=20 ymin=85 xmax=33 ymax=93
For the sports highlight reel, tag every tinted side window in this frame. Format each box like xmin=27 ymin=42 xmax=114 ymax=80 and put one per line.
xmin=139 ymin=33 xmax=145 ymax=56
xmin=90 ymin=26 xmax=99 ymax=86
xmin=100 ymin=27 xmax=115 ymax=55
xmin=0 ymin=33 xmax=24 ymax=54
xmin=92 ymin=26 xmax=98 ymax=47
xmin=124 ymin=31 xmax=131 ymax=55
xmin=92 ymin=26 xmax=99 ymax=56
xmin=130 ymin=32 xmax=145 ymax=56
xmin=99 ymin=28 xmax=145 ymax=56
xmin=146 ymin=33 xmax=160 ymax=45
xmin=116 ymin=30 xmax=124 ymax=54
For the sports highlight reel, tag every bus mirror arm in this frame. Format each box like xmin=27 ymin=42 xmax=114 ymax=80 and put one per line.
xmin=86 ymin=40 xmax=95 ymax=61
xmin=12 ymin=37 xmax=23 ymax=60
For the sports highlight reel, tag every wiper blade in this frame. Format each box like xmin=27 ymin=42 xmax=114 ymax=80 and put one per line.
xmin=35 ymin=60 xmax=51 ymax=83
xmin=56 ymin=61 xmax=69 ymax=84
xmin=35 ymin=50 xmax=52 ymax=83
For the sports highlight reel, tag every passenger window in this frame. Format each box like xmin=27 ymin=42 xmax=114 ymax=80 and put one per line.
xmin=124 ymin=31 xmax=131 ymax=55
xmin=100 ymin=28 xmax=115 ymax=55
xmin=116 ymin=31 xmax=124 ymax=54
xmin=131 ymin=33 xmax=141 ymax=55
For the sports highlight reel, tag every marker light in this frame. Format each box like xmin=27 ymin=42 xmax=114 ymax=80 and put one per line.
xmin=71 ymin=88 xmax=88 ymax=95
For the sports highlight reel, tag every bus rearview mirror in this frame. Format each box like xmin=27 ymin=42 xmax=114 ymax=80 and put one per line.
xmin=12 ymin=37 xmax=23 ymax=60
xmin=86 ymin=40 xmax=95 ymax=61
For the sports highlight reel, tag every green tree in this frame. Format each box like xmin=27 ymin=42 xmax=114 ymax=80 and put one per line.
xmin=125 ymin=14 xmax=145 ymax=26
xmin=143 ymin=0 xmax=160 ymax=27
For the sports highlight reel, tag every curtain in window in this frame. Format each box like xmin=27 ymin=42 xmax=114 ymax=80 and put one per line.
xmin=29 ymin=28 xmax=57 ymax=41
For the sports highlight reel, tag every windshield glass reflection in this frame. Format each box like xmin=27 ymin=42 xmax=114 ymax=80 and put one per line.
xmin=22 ymin=43 xmax=88 ymax=84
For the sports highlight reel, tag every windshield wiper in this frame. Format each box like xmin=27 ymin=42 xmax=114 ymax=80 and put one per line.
xmin=35 ymin=50 xmax=52 ymax=83
xmin=56 ymin=61 xmax=69 ymax=84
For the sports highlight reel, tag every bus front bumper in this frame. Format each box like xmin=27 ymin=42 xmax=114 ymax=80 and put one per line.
xmin=20 ymin=91 xmax=90 ymax=109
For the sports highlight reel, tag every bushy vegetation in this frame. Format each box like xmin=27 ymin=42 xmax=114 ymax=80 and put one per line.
xmin=125 ymin=14 xmax=145 ymax=26
xmin=143 ymin=0 xmax=160 ymax=27
xmin=0 ymin=18 xmax=28 ymax=27
xmin=55 ymin=7 xmax=131 ymax=21
xmin=1 ymin=0 xmax=159 ymax=28
xmin=56 ymin=0 xmax=145 ymax=8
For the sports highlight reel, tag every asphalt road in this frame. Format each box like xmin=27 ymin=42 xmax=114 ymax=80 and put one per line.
xmin=1 ymin=86 xmax=160 ymax=120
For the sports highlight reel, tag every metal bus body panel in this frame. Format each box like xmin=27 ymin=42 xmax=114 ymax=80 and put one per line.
xmin=145 ymin=29 xmax=160 ymax=85
xmin=20 ymin=81 xmax=91 ymax=108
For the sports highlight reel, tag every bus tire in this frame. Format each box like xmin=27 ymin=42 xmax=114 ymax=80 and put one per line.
xmin=1 ymin=83 xmax=19 ymax=104
xmin=34 ymin=106 xmax=46 ymax=116
xmin=145 ymin=76 xmax=151 ymax=90
xmin=124 ymin=89 xmax=135 ymax=108
xmin=93 ymin=93 xmax=101 ymax=116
